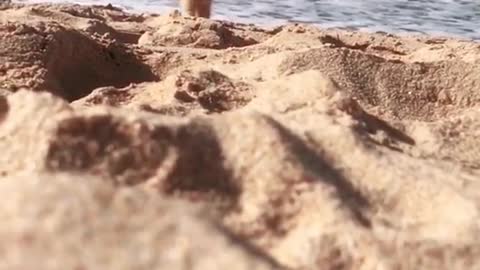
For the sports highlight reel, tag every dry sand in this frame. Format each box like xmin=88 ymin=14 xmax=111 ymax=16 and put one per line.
xmin=1 ymin=1 xmax=480 ymax=269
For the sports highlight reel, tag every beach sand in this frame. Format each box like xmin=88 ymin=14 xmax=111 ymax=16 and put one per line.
xmin=1 ymin=2 xmax=480 ymax=269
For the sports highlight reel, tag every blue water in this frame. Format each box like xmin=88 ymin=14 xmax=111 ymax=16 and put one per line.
xmin=14 ymin=0 xmax=480 ymax=40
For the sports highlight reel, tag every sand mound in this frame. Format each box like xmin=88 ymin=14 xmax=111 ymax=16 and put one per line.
xmin=1 ymin=2 xmax=480 ymax=270
xmin=0 ymin=172 xmax=278 ymax=270
xmin=138 ymin=13 xmax=269 ymax=49
xmin=0 ymin=4 xmax=156 ymax=100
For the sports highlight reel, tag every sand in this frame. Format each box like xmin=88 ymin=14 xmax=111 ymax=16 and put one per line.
xmin=1 ymin=1 xmax=480 ymax=269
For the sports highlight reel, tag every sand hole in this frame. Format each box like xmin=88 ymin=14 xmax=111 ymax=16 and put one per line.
xmin=44 ymin=28 xmax=157 ymax=101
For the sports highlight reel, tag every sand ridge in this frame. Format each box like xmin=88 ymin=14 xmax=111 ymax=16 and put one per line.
xmin=1 ymin=2 xmax=480 ymax=269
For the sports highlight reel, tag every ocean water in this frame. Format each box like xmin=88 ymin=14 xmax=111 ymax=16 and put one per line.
xmin=14 ymin=0 xmax=480 ymax=40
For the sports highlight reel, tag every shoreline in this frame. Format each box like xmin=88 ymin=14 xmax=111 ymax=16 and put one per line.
xmin=9 ymin=0 xmax=480 ymax=41
xmin=1 ymin=2 xmax=480 ymax=269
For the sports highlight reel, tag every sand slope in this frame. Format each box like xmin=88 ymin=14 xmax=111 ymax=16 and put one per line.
xmin=1 ymin=2 xmax=480 ymax=269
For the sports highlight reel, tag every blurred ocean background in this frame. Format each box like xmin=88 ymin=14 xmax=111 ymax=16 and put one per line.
xmin=13 ymin=0 xmax=480 ymax=40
